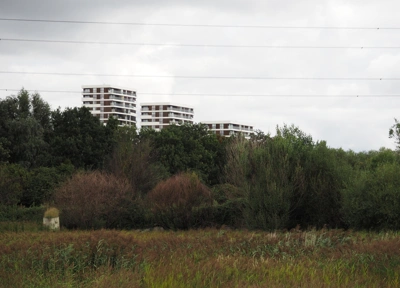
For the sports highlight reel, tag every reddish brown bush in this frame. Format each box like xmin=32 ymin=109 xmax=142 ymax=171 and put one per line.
xmin=53 ymin=171 xmax=134 ymax=229
xmin=146 ymin=172 xmax=212 ymax=229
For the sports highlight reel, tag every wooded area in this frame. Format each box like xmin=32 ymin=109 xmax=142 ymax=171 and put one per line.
xmin=1 ymin=89 xmax=400 ymax=231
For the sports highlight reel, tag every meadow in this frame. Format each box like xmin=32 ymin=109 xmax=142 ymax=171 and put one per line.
xmin=1 ymin=223 xmax=400 ymax=287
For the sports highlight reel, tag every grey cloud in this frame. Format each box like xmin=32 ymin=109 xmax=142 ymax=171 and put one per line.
xmin=1 ymin=0 xmax=400 ymax=151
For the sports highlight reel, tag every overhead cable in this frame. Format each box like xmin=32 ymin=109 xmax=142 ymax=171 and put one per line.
xmin=1 ymin=38 xmax=399 ymax=49
xmin=0 ymin=18 xmax=398 ymax=30
xmin=0 ymin=71 xmax=398 ymax=80
xmin=1 ymin=89 xmax=400 ymax=97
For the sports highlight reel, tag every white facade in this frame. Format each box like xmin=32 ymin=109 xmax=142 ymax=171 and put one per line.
xmin=141 ymin=102 xmax=194 ymax=131
xmin=201 ymin=121 xmax=254 ymax=139
xmin=82 ymin=85 xmax=137 ymax=126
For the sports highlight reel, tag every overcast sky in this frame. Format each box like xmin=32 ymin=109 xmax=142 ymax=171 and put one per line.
xmin=1 ymin=0 xmax=399 ymax=151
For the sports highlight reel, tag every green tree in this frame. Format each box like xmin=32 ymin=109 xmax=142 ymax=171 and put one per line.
xmin=140 ymin=123 xmax=226 ymax=185
xmin=0 ymin=89 xmax=51 ymax=167
xmin=0 ymin=164 xmax=29 ymax=205
xmin=389 ymin=118 xmax=400 ymax=150
xmin=20 ymin=164 xmax=75 ymax=207
xmin=224 ymin=124 xmax=345 ymax=230
xmin=107 ymin=125 xmax=168 ymax=195
xmin=342 ymin=162 xmax=400 ymax=230
xmin=49 ymin=107 xmax=117 ymax=169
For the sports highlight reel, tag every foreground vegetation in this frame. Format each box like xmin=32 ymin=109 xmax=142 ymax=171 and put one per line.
xmin=1 ymin=228 xmax=400 ymax=287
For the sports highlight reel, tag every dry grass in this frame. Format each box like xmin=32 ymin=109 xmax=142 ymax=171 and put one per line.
xmin=44 ymin=207 xmax=59 ymax=218
xmin=1 ymin=229 xmax=400 ymax=287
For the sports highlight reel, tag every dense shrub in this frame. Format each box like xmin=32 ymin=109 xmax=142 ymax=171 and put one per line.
xmin=107 ymin=127 xmax=168 ymax=196
xmin=342 ymin=163 xmax=400 ymax=230
xmin=290 ymin=141 xmax=345 ymax=229
xmin=0 ymin=205 xmax=45 ymax=222
xmin=0 ymin=164 xmax=29 ymax=205
xmin=20 ymin=164 xmax=74 ymax=207
xmin=53 ymin=171 xmax=134 ymax=229
xmin=146 ymin=172 xmax=213 ymax=229
xmin=224 ymin=126 xmax=346 ymax=231
xmin=224 ymin=134 xmax=301 ymax=230
xmin=208 ymin=184 xmax=247 ymax=228
xmin=140 ymin=124 xmax=226 ymax=186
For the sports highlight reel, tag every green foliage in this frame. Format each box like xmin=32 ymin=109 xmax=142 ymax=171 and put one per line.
xmin=0 ymin=205 xmax=45 ymax=222
xmin=107 ymin=126 xmax=168 ymax=196
xmin=290 ymin=141 xmax=344 ymax=228
xmin=247 ymin=137 xmax=293 ymax=230
xmin=2 ymin=87 xmax=400 ymax=232
xmin=49 ymin=107 xmax=117 ymax=169
xmin=140 ymin=123 xmax=226 ymax=185
xmin=342 ymin=162 xmax=400 ymax=230
xmin=389 ymin=118 xmax=400 ymax=150
xmin=224 ymin=125 xmax=346 ymax=230
xmin=20 ymin=164 xmax=75 ymax=207
xmin=369 ymin=147 xmax=399 ymax=170
xmin=210 ymin=184 xmax=247 ymax=228
xmin=0 ymin=89 xmax=51 ymax=167
xmin=0 ymin=163 xmax=29 ymax=205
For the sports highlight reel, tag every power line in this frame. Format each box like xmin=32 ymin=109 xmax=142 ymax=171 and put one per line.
xmin=1 ymin=38 xmax=398 ymax=49
xmin=0 ymin=71 xmax=398 ymax=80
xmin=2 ymin=89 xmax=400 ymax=97
xmin=0 ymin=18 xmax=399 ymax=30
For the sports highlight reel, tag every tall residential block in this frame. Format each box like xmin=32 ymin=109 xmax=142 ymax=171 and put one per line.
xmin=82 ymin=85 xmax=137 ymax=126
xmin=201 ymin=121 xmax=254 ymax=138
xmin=141 ymin=102 xmax=194 ymax=131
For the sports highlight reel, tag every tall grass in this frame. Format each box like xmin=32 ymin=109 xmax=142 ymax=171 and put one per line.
xmin=1 ymin=229 xmax=400 ymax=287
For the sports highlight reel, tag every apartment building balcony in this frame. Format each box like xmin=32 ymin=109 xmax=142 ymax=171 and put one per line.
xmin=81 ymin=96 xmax=95 ymax=101
xmin=83 ymin=103 xmax=101 ymax=108
xmin=108 ymin=88 xmax=136 ymax=96
xmin=168 ymin=113 xmax=194 ymax=120
xmin=111 ymin=108 xmax=136 ymax=114
xmin=110 ymin=102 xmax=125 ymax=107
xmin=109 ymin=95 xmax=136 ymax=102
xmin=167 ymin=107 xmax=193 ymax=114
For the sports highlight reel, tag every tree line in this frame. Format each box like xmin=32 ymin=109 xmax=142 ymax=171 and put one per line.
xmin=1 ymin=89 xmax=400 ymax=231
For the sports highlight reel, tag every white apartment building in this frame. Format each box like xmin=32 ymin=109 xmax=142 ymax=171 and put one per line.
xmin=82 ymin=85 xmax=137 ymax=126
xmin=201 ymin=121 xmax=254 ymax=139
xmin=141 ymin=102 xmax=194 ymax=131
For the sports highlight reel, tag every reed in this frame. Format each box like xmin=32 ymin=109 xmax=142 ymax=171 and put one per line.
xmin=1 ymin=228 xmax=399 ymax=287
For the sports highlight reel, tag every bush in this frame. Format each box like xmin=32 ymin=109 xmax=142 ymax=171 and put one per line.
xmin=53 ymin=171 xmax=134 ymax=229
xmin=342 ymin=163 xmax=400 ymax=230
xmin=224 ymin=127 xmax=346 ymax=231
xmin=0 ymin=205 xmax=45 ymax=222
xmin=0 ymin=164 xmax=29 ymax=206
xmin=107 ymin=130 xmax=168 ymax=196
xmin=224 ymin=135 xmax=295 ymax=230
xmin=146 ymin=172 xmax=212 ymax=229
xmin=289 ymin=141 xmax=344 ymax=229
xmin=21 ymin=164 xmax=74 ymax=207
xmin=210 ymin=184 xmax=246 ymax=228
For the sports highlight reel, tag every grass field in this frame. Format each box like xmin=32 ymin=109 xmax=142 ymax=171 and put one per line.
xmin=1 ymin=223 xmax=400 ymax=287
